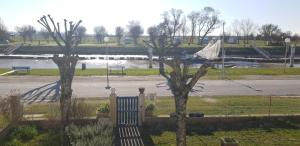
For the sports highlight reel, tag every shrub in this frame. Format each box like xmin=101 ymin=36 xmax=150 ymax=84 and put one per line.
xmin=70 ymin=98 xmax=94 ymax=119
xmin=38 ymin=130 xmax=64 ymax=146
xmin=4 ymin=138 xmax=22 ymax=146
xmin=0 ymin=94 xmax=23 ymax=124
xmin=46 ymin=98 xmax=94 ymax=120
xmin=67 ymin=119 xmax=114 ymax=146
xmin=97 ymin=103 xmax=110 ymax=113
xmin=9 ymin=125 xmax=38 ymax=141
xmin=145 ymin=103 xmax=155 ymax=116
xmin=45 ymin=103 xmax=60 ymax=121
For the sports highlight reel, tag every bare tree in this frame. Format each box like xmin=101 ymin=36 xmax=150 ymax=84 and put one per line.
xmin=39 ymin=28 xmax=51 ymax=43
xmin=144 ymin=18 xmax=209 ymax=146
xmin=187 ymin=11 xmax=199 ymax=44
xmin=75 ymin=26 xmax=86 ymax=44
xmin=198 ymin=7 xmax=221 ymax=45
xmin=292 ymin=33 xmax=300 ymax=42
xmin=94 ymin=26 xmax=107 ymax=43
xmin=259 ymin=24 xmax=281 ymax=45
xmin=38 ymin=15 xmax=82 ymax=130
xmin=115 ymin=26 xmax=124 ymax=45
xmin=162 ymin=8 xmax=184 ymax=45
xmin=230 ymin=19 xmax=241 ymax=44
xmin=180 ymin=16 xmax=189 ymax=44
xmin=0 ymin=17 xmax=8 ymax=43
xmin=127 ymin=20 xmax=144 ymax=45
xmin=16 ymin=25 xmax=36 ymax=43
xmin=197 ymin=11 xmax=207 ymax=40
xmin=240 ymin=19 xmax=257 ymax=45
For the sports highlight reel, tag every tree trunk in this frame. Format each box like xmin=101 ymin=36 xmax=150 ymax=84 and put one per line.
xmin=53 ymin=55 xmax=78 ymax=127
xmin=117 ymin=37 xmax=121 ymax=45
xmin=134 ymin=38 xmax=138 ymax=45
xmin=60 ymin=75 xmax=72 ymax=127
xmin=175 ymin=94 xmax=188 ymax=146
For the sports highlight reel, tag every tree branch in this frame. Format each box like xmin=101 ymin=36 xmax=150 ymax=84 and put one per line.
xmin=186 ymin=63 xmax=209 ymax=92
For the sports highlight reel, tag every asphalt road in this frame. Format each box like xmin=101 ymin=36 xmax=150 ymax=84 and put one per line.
xmin=0 ymin=76 xmax=300 ymax=102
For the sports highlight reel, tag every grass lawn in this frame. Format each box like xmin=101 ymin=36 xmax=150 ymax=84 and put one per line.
xmin=23 ymin=96 xmax=300 ymax=117
xmin=2 ymin=68 xmax=300 ymax=79
xmin=24 ymin=99 xmax=107 ymax=117
xmin=145 ymin=119 xmax=300 ymax=146
xmin=151 ymin=96 xmax=300 ymax=116
xmin=0 ymin=125 xmax=64 ymax=146
xmin=0 ymin=115 xmax=9 ymax=130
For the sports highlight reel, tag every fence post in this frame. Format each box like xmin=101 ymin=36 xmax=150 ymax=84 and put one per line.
xmin=109 ymin=88 xmax=117 ymax=127
xmin=138 ymin=87 xmax=145 ymax=126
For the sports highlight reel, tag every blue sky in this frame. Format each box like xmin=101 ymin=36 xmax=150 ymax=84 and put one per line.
xmin=0 ymin=0 xmax=299 ymax=35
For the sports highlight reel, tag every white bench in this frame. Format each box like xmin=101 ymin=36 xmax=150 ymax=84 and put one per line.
xmin=109 ymin=66 xmax=125 ymax=76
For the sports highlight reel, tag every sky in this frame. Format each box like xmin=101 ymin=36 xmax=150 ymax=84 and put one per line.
xmin=0 ymin=0 xmax=300 ymax=35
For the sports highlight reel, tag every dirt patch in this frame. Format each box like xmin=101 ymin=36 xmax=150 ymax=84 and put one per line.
xmin=202 ymin=97 xmax=217 ymax=103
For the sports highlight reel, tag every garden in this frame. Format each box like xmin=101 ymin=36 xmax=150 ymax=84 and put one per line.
xmin=1 ymin=94 xmax=300 ymax=145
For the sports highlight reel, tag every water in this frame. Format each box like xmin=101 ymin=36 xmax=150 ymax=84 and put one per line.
xmin=0 ymin=54 xmax=299 ymax=69
xmin=0 ymin=58 xmax=160 ymax=69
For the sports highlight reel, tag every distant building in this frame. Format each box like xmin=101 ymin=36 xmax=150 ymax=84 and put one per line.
xmin=120 ymin=36 xmax=134 ymax=45
xmin=226 ymin=36 xmax=239 ymax=44
xmin=198 ymin=37 xmax=210 ymax=45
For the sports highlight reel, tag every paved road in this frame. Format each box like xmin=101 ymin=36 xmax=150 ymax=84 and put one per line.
xmin=0 ymin=76 xmax=300 ymax=102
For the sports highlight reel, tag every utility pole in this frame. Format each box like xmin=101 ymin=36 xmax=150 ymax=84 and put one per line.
xmin=105 ymin=37 xmax=111 ymax=90
xmin=221 ymin=22 xmax=225 ymax=79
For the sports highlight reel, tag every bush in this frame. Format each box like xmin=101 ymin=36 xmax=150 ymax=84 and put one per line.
xmin=4 ymin=138 xmax=23 ymax=146
xmin=97 ymin=103 xmax=110 ymax=113
xmin=70 ymin=98 xmax=94 ymax=119
xmin=145 ymin=103 xmax=155 ymax=116
xmin=0 ymin=94 xmax=23 ymax=123
xmin=45 ymin=103 xmax=60 ymax=121
xmin=9 ymin=125 xmax=38 ymax=141
xmin=46 ymin=98 xmax=95 ymax=120
xmin=38 ymin=130 xmax=64 ymax=146
xmin=67 ymin=119 xmax=114 ymax=146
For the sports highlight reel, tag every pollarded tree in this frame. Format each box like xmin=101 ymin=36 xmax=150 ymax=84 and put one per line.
xmin=115 ymin=26 xmax=124 ymax=45
xmin=94 ymin=26 xmax=107 ymax=43
xmin=127 ymin=20 xmax=144 ymax=45
xmin=38 ymin=15 xmax=82 ymax=127
xmin=144 ymin=16 xmax=209 ymax=146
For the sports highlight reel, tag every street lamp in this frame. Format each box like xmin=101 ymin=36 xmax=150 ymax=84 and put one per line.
xmin=284 ymin=38 xmax=291 ymax=73
xmin=290 ymin=43 xmax=296 ymax=67
xmin=221 ymin=22 xmax=225 ymax=79
xmin=104 ymin=37 xmax=111 ymax=89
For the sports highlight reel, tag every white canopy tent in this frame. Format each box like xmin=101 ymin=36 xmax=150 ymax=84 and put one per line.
xmin=193 ymin=40 xmax=221 ymax=60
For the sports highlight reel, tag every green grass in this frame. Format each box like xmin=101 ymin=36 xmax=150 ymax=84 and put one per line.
xmin=0 ymin=125 xmax=63 ymax=146
xmin=24 ymin=99 xmax=108 ymax=116
xmin=151 ymin=96 xmax=300 ymax=116
xmin=2 ymin=68 xmax=300 ymax=78
xmin=148 ymin=127 xmax=300 ymax=146
xmin=144 ymin=118 xmax=300 ymax=146
xmin=23 ymin=96 xmax=300 ymax=117
xmin=0 ymin=115 xmax=9 ymax=130
xmin=0 ymin=68 xmax=10 ymax=74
